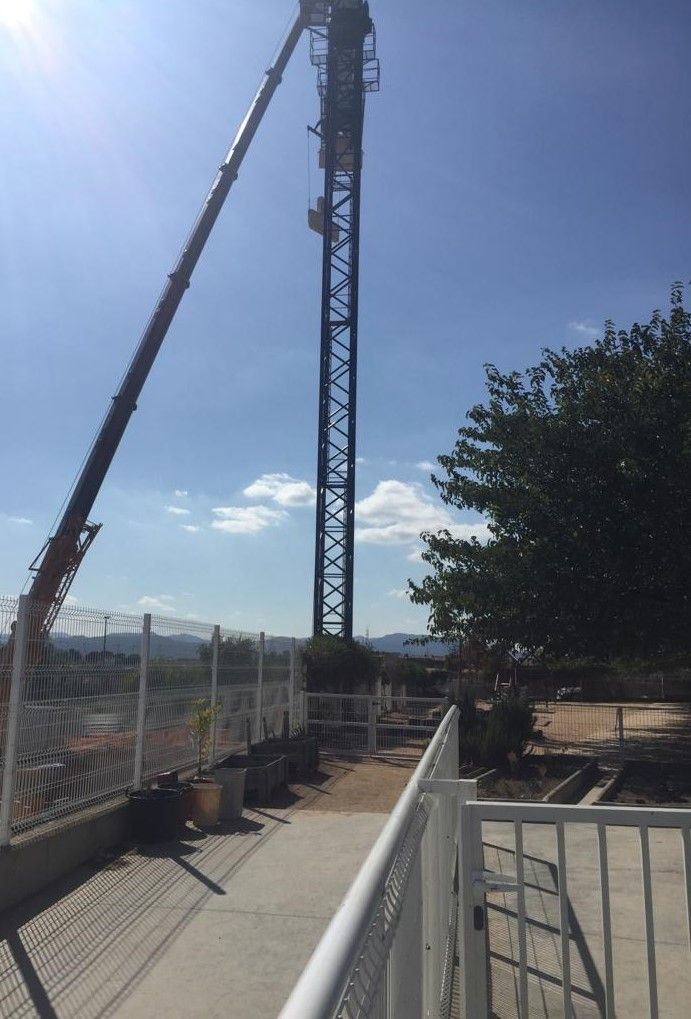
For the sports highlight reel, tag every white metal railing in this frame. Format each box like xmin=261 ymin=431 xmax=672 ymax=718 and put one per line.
xmin=279 ymin=705 xmax=460 ymax=1019
xmin=304 ymin=691 xmax=447 ymax=757
xmin=457 ymin=794 xmax=691 ymax=1018
xmin=0 ymin=594 xmax=297 ymax=844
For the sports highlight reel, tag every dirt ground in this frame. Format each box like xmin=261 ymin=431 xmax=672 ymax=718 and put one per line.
xmin=528 ymin=700 xmax=691 ymax=760
xmin=479 ymin=758 xmax=573 ymax=800
xmin=282 ymin=754 xmax=417 ymax=815
xmin=612 ymin=761 xmax=691 ymax=806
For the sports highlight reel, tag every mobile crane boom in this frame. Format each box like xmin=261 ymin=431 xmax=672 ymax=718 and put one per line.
xmin=28 ymin=3 xmax=326 ymax=636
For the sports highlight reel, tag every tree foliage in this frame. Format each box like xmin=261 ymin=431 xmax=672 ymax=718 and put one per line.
xmin=411 ymin=286 xmax=691 ymax=660
xmin=302 ymin=635 xmax=379 ymax=693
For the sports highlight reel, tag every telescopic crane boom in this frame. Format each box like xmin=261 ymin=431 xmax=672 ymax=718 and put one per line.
xmin=27 ymin=2 xmax=327 ymax=637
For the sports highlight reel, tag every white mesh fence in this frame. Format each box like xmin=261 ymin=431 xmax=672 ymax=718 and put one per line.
xmin=0 ymin=596 xmax=299 ymax=844
xmin=304 ymin=692 xmax=448 ymax=757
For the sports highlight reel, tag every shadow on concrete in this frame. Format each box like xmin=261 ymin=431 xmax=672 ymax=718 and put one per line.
xmin=0 ymin=820 xmax=268 ymax=1018
xmin=484 ymin=841 xmax=606 ymax=1016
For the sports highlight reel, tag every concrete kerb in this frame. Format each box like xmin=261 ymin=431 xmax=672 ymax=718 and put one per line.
xmin=0 ymin=797 xmax=130 ymax=914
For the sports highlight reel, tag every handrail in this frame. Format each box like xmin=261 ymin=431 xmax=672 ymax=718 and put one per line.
xmin=279 ymin=704 xmax=460 ymax=1019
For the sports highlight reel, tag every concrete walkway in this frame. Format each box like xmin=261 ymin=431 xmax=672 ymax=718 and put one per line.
xmin=483 ymin=821 xmax=691 ymax=1018
xmin=0 ymin=758 xmax=413 ymax=1019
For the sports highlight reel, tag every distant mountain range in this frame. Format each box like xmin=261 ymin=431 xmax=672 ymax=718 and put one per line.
xmin=357 ymin=633 xmax=452 ymax=657
xmin=11 ymin=630 xmax=453 ymax=660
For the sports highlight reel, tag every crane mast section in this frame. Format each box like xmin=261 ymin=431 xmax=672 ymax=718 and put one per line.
xmin=28 ymin=8 xmax=313 ymax=632
xmin=311 ymin=1 xmax=379 ymax=640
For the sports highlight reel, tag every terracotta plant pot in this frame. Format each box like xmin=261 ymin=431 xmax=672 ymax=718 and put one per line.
xmin=189 ymin=778 xmax=222 ymax=827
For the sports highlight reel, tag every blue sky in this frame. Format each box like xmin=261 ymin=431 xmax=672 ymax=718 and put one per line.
xmin=2 ymin=0 xmax=690 ymax=636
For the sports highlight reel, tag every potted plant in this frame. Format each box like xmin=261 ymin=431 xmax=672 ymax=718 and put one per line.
xmin=188 ymin=699 xmax=222 ymax=827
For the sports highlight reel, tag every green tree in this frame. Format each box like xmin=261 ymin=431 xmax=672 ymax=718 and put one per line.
xmin=302 ymin=635 xmax=379 ymax=693
xmin=411 ymin=286 xmax=691 ymax=660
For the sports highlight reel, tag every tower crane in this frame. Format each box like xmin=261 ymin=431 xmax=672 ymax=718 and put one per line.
xmin=21 ymin=0 xmax=377 ymax=647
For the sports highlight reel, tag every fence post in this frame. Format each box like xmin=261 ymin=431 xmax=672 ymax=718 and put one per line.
xmin=0 ymin=595 xmax=30 ymax=847
xmin=367 ymin=696 xmax=377 ymax=754
xmin=616 ymin=706 xmax=624 ymax=755
xmin=256 ymin=631 xmax=265 ymax=741
xmin=209 ymin=625 xmax=220 ymax=766
xmin=456 ymin=780 xmax=486 ymax=1017
xmin=132 ymin=613 xmax=151 ymax=791
xmin=289 ymin=638 xmax=296 ymax=730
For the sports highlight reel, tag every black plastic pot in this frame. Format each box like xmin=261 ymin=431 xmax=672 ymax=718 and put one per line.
xmin=128 ymin=787 xmax=182 ymax=844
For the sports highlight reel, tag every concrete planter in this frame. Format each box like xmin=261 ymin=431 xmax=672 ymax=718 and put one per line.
xmin=251 ymin=736 xmax=319 ymax=775
xmin=188 ymin=779 xmax=221 ymax=827
xmin=215 ymin=753 xmax=287 ymax=802
xmin=213 ymin=766 xmax=247 ymax=820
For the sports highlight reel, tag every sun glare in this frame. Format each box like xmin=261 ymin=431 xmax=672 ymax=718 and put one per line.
xmin=0 ymin=0 xmax=35 ymax=30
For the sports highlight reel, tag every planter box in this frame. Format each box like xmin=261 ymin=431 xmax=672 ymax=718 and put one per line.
xmin=477 ymin=755 xmax=598 ymax=802
xmin=250 ymin=736 xmax=319 ymax=775
xmin=215 ymin=753 xmax=288 ymax=802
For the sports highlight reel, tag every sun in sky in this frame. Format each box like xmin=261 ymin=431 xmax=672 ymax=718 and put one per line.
xmin=0 ymin=0 xmax=36 ymax=30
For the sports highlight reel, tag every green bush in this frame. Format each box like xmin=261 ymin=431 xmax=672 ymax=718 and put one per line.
xmin=458 ymin=692 xmax=536 ymax=768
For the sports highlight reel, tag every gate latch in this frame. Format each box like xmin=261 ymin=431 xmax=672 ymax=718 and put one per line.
xmin=472 ymin=869 xmax=519 ymax=895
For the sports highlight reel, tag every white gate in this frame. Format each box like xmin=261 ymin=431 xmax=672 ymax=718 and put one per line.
xmin=304 ymin=691 xmax=447 ymax=757
xmin=455 ymin=788 xmax=691 ymax=1018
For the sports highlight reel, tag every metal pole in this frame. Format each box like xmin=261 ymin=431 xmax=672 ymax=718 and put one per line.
xmin=209 ymin=624 xmax=220 ymax=766
xmin=367 ymin=696 xmax=377 ymax=754
xmin=616 ymin=706 xmax=624 ymax=755
xmin=132 ymin=613 xmax=151 ymax=791
xmin=289 ymin=637 xmax=297 ymax=731
xmin=256 ymin=631 xmax=265 ymax=742
xmin=456 ymin=780 xmax=485 ymax=1017
xmin=102 ymin=613 xmax=110 ymax=660
xmin=0 ymin=595 xmax=31 ymax=847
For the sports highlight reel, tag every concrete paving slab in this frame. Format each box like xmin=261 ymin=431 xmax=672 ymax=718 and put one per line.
xmin=0 ymin=759 xmax=398 ymax=1019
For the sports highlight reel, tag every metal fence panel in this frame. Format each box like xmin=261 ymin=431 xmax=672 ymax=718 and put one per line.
xmin=305 ymin=692 xmax=448 ymax=759
xmin=0 ymin=597 xmax=300 ymax=843
xmin=531 ymin=700 xmax=691 ymax=761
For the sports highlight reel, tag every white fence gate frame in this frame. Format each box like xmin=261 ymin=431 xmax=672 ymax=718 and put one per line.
xmin=304 ymin=691 xmax=448 ymax=757
xmin=455 ymin=787 xmax=691 ymax=1019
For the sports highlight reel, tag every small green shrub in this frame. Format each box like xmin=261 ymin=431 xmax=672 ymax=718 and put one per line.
xmin=188 ymin=698 xmax=220 ymax=778
xmin=458 ymin=692 xmax=537 ymax=768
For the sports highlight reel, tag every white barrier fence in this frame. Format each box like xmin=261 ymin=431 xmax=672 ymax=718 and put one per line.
xmin=280 ymin=705 xmax=461 ymax=1019
xmin=304 ymin=691 xmax=448 ymax=757
xmin=281 ymin=712 xmax=691 ymax=1019
xmin=0 ymin=594 xmax=297 ymax=844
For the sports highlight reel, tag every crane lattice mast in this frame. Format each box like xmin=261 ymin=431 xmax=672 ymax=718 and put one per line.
xmin=309 ymin=0 xmax=379 ymax=640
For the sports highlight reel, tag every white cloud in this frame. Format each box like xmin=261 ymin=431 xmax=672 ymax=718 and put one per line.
xmin=568 ymin=320 xmax=599 ymax=339
xmin=180 ymin=524 xmax=200 ymax=533
xmin=355 ymin=480 xmax=452 ymax=544
xmin=415 ymin=460 xmax=436 ymax=472
xmin=388 ymin=588 xmax=409 ymax=601
xmin=164 ymin=505 xmax=191 ymax=516
xmin=243 ymin=473 xmax=315 ymax=507
xmin=407 ymin=548 xmax=424 ymax=563
xmin=7 ymin=516 xmax=32 ymax=525
xmin=356 ymin=456 xmax=367 ymax=465
xmin=174 ymin=489 xmax=188 ymax=498
xmin=355 ymin=479 xmax=490 ymax=547
xmin=137 ymin=594 xmax=175 ymax=613
xmin=211 ymin=505 xmax=286 ymax=535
